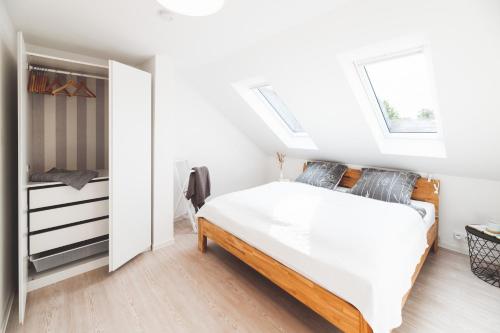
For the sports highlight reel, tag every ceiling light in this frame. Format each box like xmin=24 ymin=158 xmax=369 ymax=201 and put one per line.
xmin=156 ymin=0 xmax=224 ymax=17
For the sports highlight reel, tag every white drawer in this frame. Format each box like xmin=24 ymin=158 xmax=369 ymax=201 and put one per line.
xmin=29 ymin=218 xmax=109 ymax=255
xmin=29 ymin=181 xmax=109 ymax=209
xmin=30 ymin=200 xmax=109 ymax=232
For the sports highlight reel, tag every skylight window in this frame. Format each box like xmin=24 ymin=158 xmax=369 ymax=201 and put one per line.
xmin=360 ymin=51 xmax=438 ymax=134
xmin=338 ymin=39 xmax=446 ymax=158
xmin=232 ymin=78 xmax=317 ymax=150
xmin=252 ymin=85 xmax=305 ymax=134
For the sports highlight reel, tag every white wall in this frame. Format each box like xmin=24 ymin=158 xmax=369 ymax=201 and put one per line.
xmin=436 ymin=175 xmax=500 ymax=254
xmin=267 ymin=156 xmax=500 ymax=254
xmin=141 ymin=54 xmax=268 ymax=239
xmin=139 ymin=55 xmax=176 ymax=249
xmin=175 ymin=0 xmax=500 ymax=256
xmin=0 ymin=1 xmax=17 ymax=330
xmin=138 ymin=0 xmax=500 ymax=257
xmin=181 ymin=0 xmax=500 ymax=181
xmin=171 ymin=76 xmax=268 ymax=219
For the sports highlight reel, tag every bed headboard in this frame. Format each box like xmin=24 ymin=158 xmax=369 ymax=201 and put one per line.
xmin=303 ymin=162 xmax=440 ymax=217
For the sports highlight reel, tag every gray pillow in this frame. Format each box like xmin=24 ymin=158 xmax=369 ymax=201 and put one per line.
xmin=350 ymin=168 xmax=420 ymax=206
xmin=295 ymin=161 xmax=348 ymax=190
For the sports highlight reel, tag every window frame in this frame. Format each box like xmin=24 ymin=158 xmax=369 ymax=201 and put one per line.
xmin=232 ymin=77 xmax=317 ymax=150
xmin=338 ymin=38 xmax=446 ymax=158
xmin=251 ymin=84 xmax=308 ymax=137
xmin=354 ymin=46 xmax=443 ymax=140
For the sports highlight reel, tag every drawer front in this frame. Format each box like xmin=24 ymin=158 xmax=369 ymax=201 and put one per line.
xmin=30 ymin=200 xmax=109 ymax=232
xmin=29 ymin=219 xmax=109 ymax=255
xmin=31 ymin=239 xmax=109 ymax=273
xmin=29 ymin=181 xmax=109 ymax=209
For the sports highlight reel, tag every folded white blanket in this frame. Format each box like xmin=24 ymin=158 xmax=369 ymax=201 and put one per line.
xmin=197 ymin=182 xmax=429 ymax=333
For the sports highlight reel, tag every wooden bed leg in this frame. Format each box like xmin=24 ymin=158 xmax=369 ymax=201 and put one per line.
xmin=198 ymin=234 xmax=207 ymax=253
xmin=198 ymin=219 xmax=207 ymax=253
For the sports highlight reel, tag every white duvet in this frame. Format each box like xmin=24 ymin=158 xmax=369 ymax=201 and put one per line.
xmin=197 ymin=182 xmax=429 ymax=333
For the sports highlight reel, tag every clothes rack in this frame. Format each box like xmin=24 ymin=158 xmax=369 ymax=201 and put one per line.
xmin=174 ymin=160 xmax=197 ymax=232
xmin=28 ymin=65 xmax=108 ymax=81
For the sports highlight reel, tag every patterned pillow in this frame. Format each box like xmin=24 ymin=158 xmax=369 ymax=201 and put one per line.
xmin=350 ymin=168 xmax=420 ymax=205
xmin=295 ymin=161 xmax=348 ymax=190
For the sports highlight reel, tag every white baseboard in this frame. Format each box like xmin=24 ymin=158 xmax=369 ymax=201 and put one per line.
xmin=152 ymin=238 xmax=175 ymax=251
xmin=438 ymin=241 xmax=468 ymax=255
xmin=1 ymin=292 xmax=14 ymax=333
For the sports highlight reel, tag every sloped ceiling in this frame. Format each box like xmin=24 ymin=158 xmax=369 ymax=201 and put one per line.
xmin=179 ymin=0 xmax=500 ymax=180
xmin=5 ymin=0 xmax=349 ymax=66
xmin=6 ymin=0 xmax=500 ymax=180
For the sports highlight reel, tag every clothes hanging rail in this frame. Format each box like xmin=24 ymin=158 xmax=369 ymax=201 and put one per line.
xmin=28 ymin=65 xmax=108 ymax=81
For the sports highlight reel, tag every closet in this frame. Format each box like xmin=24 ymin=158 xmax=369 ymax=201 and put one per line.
xmin=17 ymin=32 xmax=152 ymax=323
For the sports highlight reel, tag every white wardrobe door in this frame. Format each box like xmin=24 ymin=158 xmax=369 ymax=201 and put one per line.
xmin=17 ymin=31 xmax=29 ymax=324
xmin=109 ymin=60 xmax=152 ymax=271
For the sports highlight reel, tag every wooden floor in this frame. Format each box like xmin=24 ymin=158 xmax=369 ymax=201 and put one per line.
xmin=7 ymin=219 xmax=500 ymax=333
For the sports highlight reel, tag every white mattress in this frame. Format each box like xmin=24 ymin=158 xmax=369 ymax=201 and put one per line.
xmin=197 ymin=182 xmax=430 ymax=333
xmin=411 ymin=199 xmax=436 ymax=230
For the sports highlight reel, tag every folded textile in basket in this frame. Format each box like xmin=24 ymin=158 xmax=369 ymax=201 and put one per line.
xmin=30 ymin=168 xmax=99 ymax=190
xmin=469 ymin=224 xmax=500 ymax=240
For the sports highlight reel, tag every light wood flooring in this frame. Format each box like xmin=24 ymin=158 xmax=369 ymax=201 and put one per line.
xmin=7 ymin=219 xmax=500 ymax=333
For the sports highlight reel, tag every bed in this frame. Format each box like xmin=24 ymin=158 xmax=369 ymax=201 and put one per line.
xmin=196 ymin=167 xmax=439 ymax=333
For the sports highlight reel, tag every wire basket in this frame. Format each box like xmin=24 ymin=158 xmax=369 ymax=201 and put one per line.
xmin=465 ymin=225 xmax=500 ymax=288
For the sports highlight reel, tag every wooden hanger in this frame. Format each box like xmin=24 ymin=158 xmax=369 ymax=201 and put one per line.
xmin=36 ymin=71 xmax=42 ymax=93
xmin=41 ymin=70 xmax=49 ymax=93
xmin=46 ymin=77 xmax=71 ymax=96
xmin=51 ymin=79 xmax=79 ymax=96
xmin=28 ymin=70 xmax=39 ymax=93
xmin=72 ymin=80 xmax=96 ymax=98
xmin=33 ymin=71 xmax=39 ymax=92
xmin=37 ymin=70 xmax=48 ymax=94
xmin=28 ymin=69 xmax=50 ymax=94
xmin=28 ymin=71 xmax=35 ymax=92
xmin=28 ymin=68 xmax=97 ymax=98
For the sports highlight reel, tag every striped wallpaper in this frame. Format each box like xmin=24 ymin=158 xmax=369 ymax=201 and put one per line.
xmin=30 ymin=74 xmax=108 ymax=173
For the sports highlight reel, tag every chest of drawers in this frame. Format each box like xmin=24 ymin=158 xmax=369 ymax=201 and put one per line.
xmin=28 ymin=179 xmax=110 ymax=270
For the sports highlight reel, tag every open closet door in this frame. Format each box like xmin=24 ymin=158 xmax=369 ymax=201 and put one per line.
xmin=109 ymin=61 xmax=152 ymax=271
xmin=17 ymin=31 xmax=29 ymax=323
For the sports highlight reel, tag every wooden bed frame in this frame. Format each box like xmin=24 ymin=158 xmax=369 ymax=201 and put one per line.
xmin=198 ymin=167 xmax=440 ymax=333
